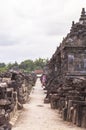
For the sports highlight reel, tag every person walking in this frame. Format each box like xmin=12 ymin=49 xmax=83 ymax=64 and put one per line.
xmin=40 ymin=74 xmax=46 ymax=88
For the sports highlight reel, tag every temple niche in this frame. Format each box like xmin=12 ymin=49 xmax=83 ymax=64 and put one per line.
xmin=60 ymin=8 xmax=86 ymax=75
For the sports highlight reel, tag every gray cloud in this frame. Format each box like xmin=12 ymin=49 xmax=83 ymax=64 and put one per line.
xmin=0 ymin=0 xmax=86 ymax=63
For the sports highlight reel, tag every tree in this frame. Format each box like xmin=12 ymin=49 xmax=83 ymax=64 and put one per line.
xmin=0 ymin=63 xmax=7 ymax=72
xmin=19 ymin=59 xmax=34 ymax=72
xmin=0 ymin=63 xmax=6 ymax=67
xmin=0 ymin=58 xmax=48 ymax=73
xmin=7 ymin=61 xmax=18 ymax=70
xmin=34 ymin=58 xmax=48 ymax=70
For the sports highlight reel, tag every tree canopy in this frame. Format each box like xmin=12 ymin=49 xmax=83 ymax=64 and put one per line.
xmin=0 ymin=58 xmax=48 ymax=73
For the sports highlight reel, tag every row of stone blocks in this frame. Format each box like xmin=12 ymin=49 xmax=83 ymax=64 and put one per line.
xmin=0 ymin=71 xmax=37 ymax=130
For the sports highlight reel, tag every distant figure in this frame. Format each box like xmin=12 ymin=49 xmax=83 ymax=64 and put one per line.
xmin=40 ymin=74 xmax=46 ymax=87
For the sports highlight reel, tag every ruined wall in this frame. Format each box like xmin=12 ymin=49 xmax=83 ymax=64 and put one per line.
xmin=0 ymin=71 xmax=37 ymax=130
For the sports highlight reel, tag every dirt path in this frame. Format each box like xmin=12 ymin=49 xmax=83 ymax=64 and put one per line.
xmin=12 ymin=78 xmax=85 ymax=130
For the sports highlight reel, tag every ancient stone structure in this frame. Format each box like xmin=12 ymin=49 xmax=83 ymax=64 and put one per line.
xmin=0 ymin=71 xmax=37 ymax=130
xmin=45 ymin=8 xmax=86 ymax=128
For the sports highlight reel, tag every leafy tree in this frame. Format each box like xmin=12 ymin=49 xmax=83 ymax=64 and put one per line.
xmin=0 ymin=58 xmax=48 ymax=73
xmin=0 ymin=63 xmax=6 ymax=67
xmin=0 ymin=63 xmax=7 ymax=72
xmin=19 ymin=58 xmax=48 ymax=72
xmin=7 ymin=61 xmax=18 ymax=70
xmin=34 ymin=58 xmax=47 ymax=70
xmin=19 ymin=59 xmax=34 ymax=72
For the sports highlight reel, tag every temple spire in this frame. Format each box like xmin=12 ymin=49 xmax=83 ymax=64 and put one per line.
xmin=81 ymin=8 xmax=85 ymax=15
xmin=79 ymin=8 xmax=86 ymax=24
xmin=72 ymin=21 xmax=75 ymax=26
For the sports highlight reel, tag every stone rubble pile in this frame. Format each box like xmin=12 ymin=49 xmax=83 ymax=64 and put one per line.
xmin=0 ymin=71 xmax=37 ymax=130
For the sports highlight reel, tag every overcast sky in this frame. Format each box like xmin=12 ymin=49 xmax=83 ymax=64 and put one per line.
xmin=0 ymin=0 xmax=86 ymax=63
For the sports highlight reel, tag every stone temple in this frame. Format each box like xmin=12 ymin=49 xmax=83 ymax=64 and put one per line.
xmin=45 ymin=8 xmax=86 ymax=128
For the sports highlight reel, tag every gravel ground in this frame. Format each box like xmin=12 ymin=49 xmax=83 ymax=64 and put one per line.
xmin=12 ymin=78 xmax=85 ymax=130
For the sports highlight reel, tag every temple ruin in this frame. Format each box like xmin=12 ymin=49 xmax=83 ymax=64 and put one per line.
xmin=45 ymin=8 xmax=86 ymax=128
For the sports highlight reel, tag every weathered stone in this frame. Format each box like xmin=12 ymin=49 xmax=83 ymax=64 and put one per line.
xmin=45 ymin=8 xmax=86 ymax=128
xmin=0 ymin=70 xmax=37 ymax=129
